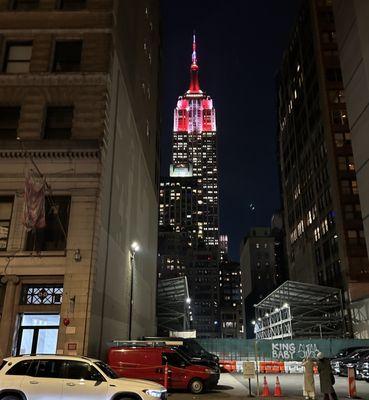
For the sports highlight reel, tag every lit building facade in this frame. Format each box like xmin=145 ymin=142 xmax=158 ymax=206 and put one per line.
xmin=219 ymin=260 xmax=243 ymax=338
xmin=0 ymin=0 xmax=160 ymax=359
xmin=333 ymin=0 xmax=369 ymax=337
xmin=240 ymin=227 xmax=281 ymax=338
xmin=277 ymin=0 xmax=369 ymax=336
xmin=158 ymin=36 xmax=220 ymax=337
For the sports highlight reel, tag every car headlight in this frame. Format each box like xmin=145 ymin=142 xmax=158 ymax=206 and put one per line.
xmin=144 ymin=390 xmax=166 ymax=398
xmin=205 ymin=368 xmax=217 ymax=374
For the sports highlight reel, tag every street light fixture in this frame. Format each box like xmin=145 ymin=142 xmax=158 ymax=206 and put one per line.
xmin=131 ymin=242 xmax=140 ymax=253
xmin=128 ymin=241 xmax=140 ymax=340
xmin=186 ymin=297 xmax=191 ymax=304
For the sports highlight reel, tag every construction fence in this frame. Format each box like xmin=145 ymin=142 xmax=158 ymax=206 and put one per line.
xmin=197 ymin=338 xmax=369 ymax=362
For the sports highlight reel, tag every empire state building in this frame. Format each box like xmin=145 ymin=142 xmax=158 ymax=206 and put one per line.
xmin=158 ymin=36 xmax=220 ymax=337
xmin=161 ymin=35 xmax=219 ymax=249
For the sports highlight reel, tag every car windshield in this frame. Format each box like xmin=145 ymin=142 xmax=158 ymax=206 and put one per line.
xmin=175 ymin=347 xmax=192 ymax=361
xmin=95 ymin=361 xmax=119 ymax=379
xmin=184 ymin=340 xmax=207 ymax=355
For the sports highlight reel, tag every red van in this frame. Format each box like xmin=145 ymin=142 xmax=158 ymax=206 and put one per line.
xmin=107 ymin=346 xmax=219 ymax=394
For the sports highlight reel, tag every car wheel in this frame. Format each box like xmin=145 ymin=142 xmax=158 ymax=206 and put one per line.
xmin=189 ymin=378 xmax=204 ymax=394
xmin=1 ymin=395 xmax=21 ymax=400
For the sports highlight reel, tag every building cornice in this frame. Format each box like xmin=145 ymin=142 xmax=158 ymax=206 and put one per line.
xmin=0 ymin=140 xmax=101 ymax=160
xmin=0 ymin=73 xmax=108 ymax=87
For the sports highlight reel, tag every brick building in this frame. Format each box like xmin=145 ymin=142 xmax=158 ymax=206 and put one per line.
xmin=277 ymin=0 xmax=369 ymax=335
xmin=0 ymin=0 xmax=160 ymax=358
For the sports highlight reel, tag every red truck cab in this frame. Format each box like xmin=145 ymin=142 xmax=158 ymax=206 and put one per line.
xmin=108 ymin=346 xmax=219 ymax=394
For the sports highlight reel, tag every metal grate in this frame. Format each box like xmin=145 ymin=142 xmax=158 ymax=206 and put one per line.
xmin=20 ymin=284 xmax=63 ymax=305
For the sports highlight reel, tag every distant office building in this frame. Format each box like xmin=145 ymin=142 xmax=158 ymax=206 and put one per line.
xmin=333 ymin=0 xmax=369 ymax=337
xmin=240 ymin=228 xmax=282 ymax=338
xmin=157 ymin=231 xmax=192 ymax=280
xmin=159 ymin=177 xmax=198 ymax=244
xmin=0 ymin=0 xmax=160 ymax=359
xmin=277 ymin=0 xmax=369 ymax=335
xmin=219 ymin=260 xmax=243 ymax=338
xmin=157 ymin=36 xmax=220 ymax=337
xmin=219 ymin=235 xmax=229 ymax=262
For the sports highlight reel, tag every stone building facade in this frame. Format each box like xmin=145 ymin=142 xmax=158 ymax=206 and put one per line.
xmin=0 ymin=0 xmax=160 ymax=359
xmin=333 ymin=0 xmax=369 ymax=337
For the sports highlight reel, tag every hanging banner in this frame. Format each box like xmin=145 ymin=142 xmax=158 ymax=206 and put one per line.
xmin=22 ymin=170 xmax=46 ymax=231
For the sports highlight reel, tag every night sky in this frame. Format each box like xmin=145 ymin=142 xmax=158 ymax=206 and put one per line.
xmin=160 ymin=0 xmax=302 ymax=260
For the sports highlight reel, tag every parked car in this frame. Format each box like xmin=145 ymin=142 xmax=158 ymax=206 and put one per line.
xmin=355 ymin=354 xmax=369 ymax=382
xmin=108 ymin=345 xmax=219 ymax=394
xmin=0 ymin=355 xmax=167 ymax=400
xmin=331 ymin=349 xmax=369 ymax=377
xmin=333 ymin=346 xmax=369 ymax=359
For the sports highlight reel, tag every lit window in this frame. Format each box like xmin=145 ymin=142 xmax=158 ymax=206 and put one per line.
xmin=4 ymin=42 xmax=32 ymax=73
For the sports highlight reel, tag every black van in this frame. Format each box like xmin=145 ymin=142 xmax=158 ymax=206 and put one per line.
xmin=142 ymin=337 xmax=219 ymax=367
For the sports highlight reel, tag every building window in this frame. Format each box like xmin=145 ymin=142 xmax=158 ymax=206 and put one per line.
xmin=20 ymin=284 xmax=63 ymax=305
xmin=322 ymin=31 xmax=336 ymax=44
xmin=3 ymin=42 xmax=32 ymax=73
xmin=329 ymin=90 xmax=345 ymax=104
xmin=0 ymin=196 xmax=14 ymax=251
xmin=43 ymin=106 xmax=74 ymax=139
xmin=8 ymin=0 xmax=39 ymax=9
xmin=52 ymin=41 xmax=82 ymax=72
xmin=347 ymin=230 xmax=358 ymax=244
xmin=0 ymin=107 xmax=20 ymax=139
xmin=326 ymin=68 xmax=342 ymax=82
xmin=334 ymin=132 xmax=351 ymax=148
xmin=56 ymin=0 xmax=86 ymax=10
xmin=26 ymin=196 xmax=71 ymax=251
xmin=332 ymin=110 xmax=348 ymax=126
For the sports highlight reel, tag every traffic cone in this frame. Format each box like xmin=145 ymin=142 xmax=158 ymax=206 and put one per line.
xmin=261 ymin=376 xmax=270 ymax=397
xmin=274 ymin=376 xmax=282 ymax=397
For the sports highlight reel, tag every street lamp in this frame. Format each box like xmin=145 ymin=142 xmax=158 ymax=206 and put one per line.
xmin=128 ymin=241 xmax=140 ymax=340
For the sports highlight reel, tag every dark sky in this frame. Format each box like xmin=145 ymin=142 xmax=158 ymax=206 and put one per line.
xmin=160 ymin=0 xmax=301 ymax=260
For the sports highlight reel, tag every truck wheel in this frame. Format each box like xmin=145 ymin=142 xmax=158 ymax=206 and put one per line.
xmin=189 ymin=378 xmax=204 ymax=394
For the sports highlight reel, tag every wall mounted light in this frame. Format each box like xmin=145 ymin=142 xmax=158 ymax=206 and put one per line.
xmin=74 ymin=249 xmax=82 ymax=262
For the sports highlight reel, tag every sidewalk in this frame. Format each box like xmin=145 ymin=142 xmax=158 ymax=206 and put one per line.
xmin=169 ymin=373 xmax=301 ymax=400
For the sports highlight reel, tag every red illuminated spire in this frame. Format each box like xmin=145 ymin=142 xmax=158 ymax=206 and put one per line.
xmin=189 ymin=33 xmax=200 ymax=93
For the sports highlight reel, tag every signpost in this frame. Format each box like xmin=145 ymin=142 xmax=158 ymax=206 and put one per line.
xmin=243 ymin=361 xmax=255 ymax=397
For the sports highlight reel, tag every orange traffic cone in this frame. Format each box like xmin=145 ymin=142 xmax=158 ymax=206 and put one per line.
xmin=261 ymin=376 xmax=270 ymax=397
xmin=274 ymin=376 xmax=282 ymax=397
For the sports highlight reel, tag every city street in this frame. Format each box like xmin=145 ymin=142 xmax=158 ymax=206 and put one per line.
xmin=170 ymin=373 xmax=369 ymax=400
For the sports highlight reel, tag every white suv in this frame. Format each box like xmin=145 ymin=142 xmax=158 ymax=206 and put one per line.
xmin=0 ymin=355 xmax=167 ymax=400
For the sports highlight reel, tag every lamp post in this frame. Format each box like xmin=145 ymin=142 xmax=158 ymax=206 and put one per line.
xmin=128 ymin=241 xmax=140 ymax=340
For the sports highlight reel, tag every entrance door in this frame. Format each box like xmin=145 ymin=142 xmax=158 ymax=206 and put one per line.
xmin=17 ymin=314 xmax=60 ymax=355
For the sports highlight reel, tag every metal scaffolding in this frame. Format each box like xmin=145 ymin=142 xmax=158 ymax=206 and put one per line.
xmin=156 ymin=277 xmax=191 ymax=335
xmin=254 ymin=280 xmax=345 ymax=339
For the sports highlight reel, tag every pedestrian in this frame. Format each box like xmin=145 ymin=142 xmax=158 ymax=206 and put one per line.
xmin=317 ymin=352 xmax=338 ymax=400
xmin=302 ymin=357 xmax=316 ymax=399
